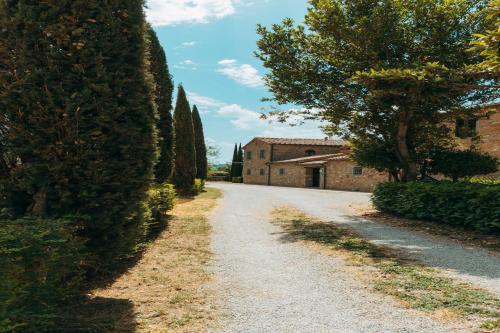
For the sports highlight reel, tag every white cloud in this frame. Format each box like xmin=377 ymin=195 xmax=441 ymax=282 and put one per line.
xmin=217 ymin=104 xmax=262 ymax=129
xmin=181 ymin=41 xmax=196 ymax=47
xmin=175 ymin=59 xmax=198 ymax=70
xmin=217 ymin=59 xmax=263 ymax=88
xmin=187 ymin=91 xmax=226 ymax=110
xmin=146 ymin=0 xmax=237 ymax=26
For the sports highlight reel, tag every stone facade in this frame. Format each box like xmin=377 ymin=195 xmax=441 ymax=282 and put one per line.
xmin=325 ymin=160 xmax=388 ymax=192
xmin=243 ymin=137 xmax=387 ymax=192
xmin=457 ymin=106 xmax=500 ymax=158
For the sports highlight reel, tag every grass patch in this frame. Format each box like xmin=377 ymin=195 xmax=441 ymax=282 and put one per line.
xmin=271 ymin=207 xmax=500 ymax=331
xmin=66 ymin=188 xmax=222 ymax=332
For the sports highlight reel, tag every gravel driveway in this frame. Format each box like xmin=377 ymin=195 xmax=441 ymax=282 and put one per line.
xmin=208 ymin=183 xmax=485 ymax=333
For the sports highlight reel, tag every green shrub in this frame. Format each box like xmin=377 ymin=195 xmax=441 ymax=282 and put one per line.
xmin=193 ymin=179 xmax=205 ymax=195
xmin=232 ymin=177 xmax=243 ymax=183
xmin=0 ymin=217 xmax=87 ymax=332
xmin=372 ymin=181 xmax=500 ymax=232
xmin=468 ymin=177 xmax=500 ymax=186
xmin=429 ymin=149 xmax=498 ymax=182
xmin=146 ymin=183 xmax=176 ymax=224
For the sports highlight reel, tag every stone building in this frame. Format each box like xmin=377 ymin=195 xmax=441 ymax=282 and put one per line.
xmin=455 ymin=104 xmax=500 ymax=158
xmin=242 ymin=137 xmax=388 ymax=192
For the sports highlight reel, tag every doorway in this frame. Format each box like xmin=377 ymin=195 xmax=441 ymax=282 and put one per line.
xmin=312 ymin=168 xmax=320 ymax=187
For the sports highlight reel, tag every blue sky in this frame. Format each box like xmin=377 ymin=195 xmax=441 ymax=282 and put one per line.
xmin=147 ymin=0 xmax=325 ymax=162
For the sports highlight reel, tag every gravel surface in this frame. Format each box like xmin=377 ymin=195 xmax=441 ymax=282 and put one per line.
xmin=209 ymin=183 xmax=475 ymax=333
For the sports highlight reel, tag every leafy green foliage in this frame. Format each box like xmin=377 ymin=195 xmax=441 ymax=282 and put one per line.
xmin=256 ymin=0 xmax=496 ymax=181
xmin=145 ymin=183 xmax=176 ymax=231
xmin=193 ymin=178 xmax=206 ymax=195
xmin=469 ymin=0 xmax=500 ymax=72
xmin=192 ymin=105 xmax=208 ymax=180
xmin=429 ymin=149 xmax=498 ymax=181
xmin=373 ymin=181 xmax=500 ymax=232
xmin=0 ymin=0 xmax=157 ymax=261
xmin=469 ymin=176 xmax=500 ymax=185
xmin=148 ymin=26 xmax=175 ymax=183
xmin=0 ymin=218 xmax=87 ymax=332
xmin=173 ymin=86 xmax=197 ymax=195
xmin=231 ymin=177 xmax=243 ymax=183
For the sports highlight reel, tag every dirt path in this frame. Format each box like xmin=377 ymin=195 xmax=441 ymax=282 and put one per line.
xmin=211 ymin=183 xmax=500 ymax=296
xmin=209 ymin=183 xmax=470 ymax=333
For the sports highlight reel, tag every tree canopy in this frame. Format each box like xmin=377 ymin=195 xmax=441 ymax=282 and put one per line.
xmin=256 ymin=0 xmax=498 ymax=181
xmin=172 ymin=86 xmax=197 ymax=195
xmin=148 ymin=26 xmax=175 ymax=183
xmin=192 ymin=105 xmax=208 ymax=180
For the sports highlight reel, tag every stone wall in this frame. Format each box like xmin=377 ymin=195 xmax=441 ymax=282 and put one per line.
xmin=457 ymin=107 xmax=500 ymax=179
xmin=242 ymin=140 xmax=271 ymax=185
xmin=325 ymin=160 xmax=388 ymax=192
xmin=457 ymin=108 xmax=500 ymax=158
xmin=269 ymin=163 xmax=307 ymax=187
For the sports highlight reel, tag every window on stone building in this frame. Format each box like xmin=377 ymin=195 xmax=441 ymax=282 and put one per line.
xmin=247 ymin=169 xmax=251 ymax=175
xmin=352 ymin=166 xmax=363 ymax=176
xmin=260 ymin=149 xmax=266 ymax=159
xmin=246 ymin=151 xmax=252 ymax=160
xmin=455 ymin=118 xmax=477 ymax=138
xmin=279 ymin=168 xmax=285 ymax=175
xmin=305 ymin=149 xmax=316 ymax=156
xmin=260 ymin=168 xmax=265 ymax=176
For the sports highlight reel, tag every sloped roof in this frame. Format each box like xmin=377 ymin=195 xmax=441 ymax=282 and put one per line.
xmin=271 ymin=154 xmax=340 ymax=164
xmin=244 ymin=137 xmax=347 ymax=148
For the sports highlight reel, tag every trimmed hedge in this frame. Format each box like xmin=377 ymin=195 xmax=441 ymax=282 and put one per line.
xmin=372 ymin=181 xmax=500 ymax=232
xmin=0 ymin=218 xmax=87 ymax=332
xmin=232 ymin=177 xmax=243 ymax=183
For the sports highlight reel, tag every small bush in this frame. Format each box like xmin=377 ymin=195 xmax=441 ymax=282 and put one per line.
xmin=0 ymin=217 xmax=87 ymax=332
xmin=193 ymin=179 xmax=205 ymax=195
xmin=468 ymin=177 xmax=500 ymax=186
xmin=146 ymin=183 xmax=176 ymax=225
xmin=372 ymin=181 xmax=500 ymax=232
xmin=232 ymin=177 xmax=243 ymax=183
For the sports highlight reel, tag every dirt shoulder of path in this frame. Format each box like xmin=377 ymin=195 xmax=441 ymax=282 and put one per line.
xmin=346 ymin=203 xmax=500 ymax=255
xmin=271 ymin=207 xmax=500 ymax=333
xmin=75 ymin=188 xmax=222 ymax=333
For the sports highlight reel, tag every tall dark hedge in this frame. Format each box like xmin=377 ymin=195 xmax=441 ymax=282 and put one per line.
xmin=148 ymin=26 xmax=174 ymax=183
xmin=192 ymin=105 xmax=208 ymax=180
xmin=0 ymin=0 xmax=157 ymax=259
xmin=172 ymin=86 xmax=197 ymax=195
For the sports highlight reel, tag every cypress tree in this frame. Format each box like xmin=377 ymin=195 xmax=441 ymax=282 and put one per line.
xmin=237 ymin=143 xmax=244 ymax=177
xmin=230 ymin=144 xmax=238 ymax=178
xmin=172 ymin=86 xmax=197 ymax=195
xmin=192 ymin=105 xmax=208 ymax=180
xmin=0 ymin=0 xmax=157 ymax=259
xmin=147 ymin=26 xmax=174 ymax=183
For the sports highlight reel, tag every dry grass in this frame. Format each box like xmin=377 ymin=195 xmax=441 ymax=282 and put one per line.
xmin=271 ymin=207 xmax=500 ymax=332
xmin=77 ymin=188 xmax=222 ymax=333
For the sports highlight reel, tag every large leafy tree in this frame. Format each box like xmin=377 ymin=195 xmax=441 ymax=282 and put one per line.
xmin=469 ymin=0 xmax=500 ymax=72
xmin=172 ymin=86 xmax=197 ymax=194
xmin=256 ymin=0 xmax=498 ymax=181
xmin=192 ymin=105 xmax=208 ymax=180
xmin=147 ymin=26 xmax=174 ymax=183
xmin=0 ymin=0 xmax=157 ymax=257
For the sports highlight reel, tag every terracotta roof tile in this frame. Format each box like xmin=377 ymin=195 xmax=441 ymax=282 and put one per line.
xmin=272 ymin=153 xmax=346 ymax=164
xmin=255 ymin=137 xmax=347 ymax=146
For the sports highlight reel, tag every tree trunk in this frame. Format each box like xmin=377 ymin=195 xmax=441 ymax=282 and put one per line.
xmin=29 ymin=191 xmax=47 ymax=216
xmin=395 ymin=108 xmax=418 ymax=182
